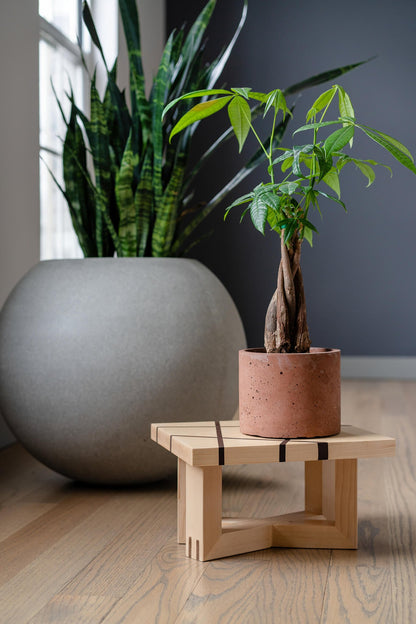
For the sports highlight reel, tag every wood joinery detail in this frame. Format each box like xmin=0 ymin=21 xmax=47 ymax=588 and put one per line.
xmin=179 ymin=458 xmax=358 ymax=561
xmin=151 ymin=421 xmax=393 ymax=561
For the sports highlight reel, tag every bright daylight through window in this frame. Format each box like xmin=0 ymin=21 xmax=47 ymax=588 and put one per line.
xmin=39 ymin=0 xmax=86 ymax=259
xmin=39 ymin=0 xmax=117 ymax=260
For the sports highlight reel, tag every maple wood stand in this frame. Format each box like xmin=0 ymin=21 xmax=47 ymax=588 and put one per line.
xmin=151 ymin=421 xmax=395 ymax=561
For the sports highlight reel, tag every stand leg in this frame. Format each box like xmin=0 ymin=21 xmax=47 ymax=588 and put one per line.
xmin=177 ymin=459 xmax=186 ymax=544
xmin=296 ymin=458 xmax=357 ymax=548
xmin=185 ymin=464 xmax=222 ymax=561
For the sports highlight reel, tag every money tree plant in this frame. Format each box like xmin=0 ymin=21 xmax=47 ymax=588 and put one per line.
xmin=164 ymin=84 xmax=416 ymax=352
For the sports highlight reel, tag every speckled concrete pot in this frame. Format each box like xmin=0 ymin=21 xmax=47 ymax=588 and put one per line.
xmin=0 ymin=258 xmax=245 ymax=484
xmin=239 ymin=347 xmax=340 ymax=438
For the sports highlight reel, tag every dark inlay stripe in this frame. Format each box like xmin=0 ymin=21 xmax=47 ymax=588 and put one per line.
xmin=279 ymin=439 xmax=290 ymax=462
xmin=215 ymin=421 xmax=225 ymax=465
xmin=317 ymin=441 xmax=329 ymax=460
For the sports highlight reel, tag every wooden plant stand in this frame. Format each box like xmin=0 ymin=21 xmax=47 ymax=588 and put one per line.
xmin=151 ymin=422 xmax=395 ymax=561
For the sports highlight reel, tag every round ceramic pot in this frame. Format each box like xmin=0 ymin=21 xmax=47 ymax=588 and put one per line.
xmin=239 ymin=347 xmax=341 ymax=438
xmin=0 ymin=258 xmax=245 ymax=484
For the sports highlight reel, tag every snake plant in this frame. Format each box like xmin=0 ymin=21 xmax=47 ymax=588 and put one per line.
xmin=52 ymin=0 xmax=368 ymax=258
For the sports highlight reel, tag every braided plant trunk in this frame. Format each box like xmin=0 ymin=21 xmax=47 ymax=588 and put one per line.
xmin=264 ymin=231 xmax=311 ymax=354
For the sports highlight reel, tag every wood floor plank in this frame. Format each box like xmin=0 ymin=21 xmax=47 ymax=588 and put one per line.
xmin=100 ymin=539 xmax=206 ymax=624
xmin=0 ymin=380 xmax=415 ymax=623
xmin=0 ymin=489 xmax=110 ymax=586
xmin=177 ymin=547 xmax=329 ymax=624
xmin=0 ymin=501 xmax=56 ymax=541
xmin=0 ymin=482 xmax=176 ymax=623
xmin=57 ymin=488 xmax=177 ymax=599
xmin=28 ymin=594 xmax=117 ymax=624
xmin=321 ymin=380 xmax=416 ymax=623
xmin=383 ymin=384 xmax=416 ymax=624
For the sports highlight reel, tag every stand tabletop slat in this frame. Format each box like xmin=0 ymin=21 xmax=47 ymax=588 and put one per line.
xmin=151 ymin=422 xmax=395 ymax=466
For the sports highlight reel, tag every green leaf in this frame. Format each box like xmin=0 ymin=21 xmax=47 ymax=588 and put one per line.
xmin=82 ymin=2 xmax=108 ymax=70
xmin=119 ymin=0 xmax=150 ymax=141
xmin=279 ymin=181 xmax=300 ymax=195
xmin=359 ymin=125 xmax=414 ymax=161
xmin=169 ymin=96 xmax=233 ymax=141
xmin=283 ymin=58 xmax=373 ymax=96
xmin=115 ymin=132 xmax=137 ymax=256
xmin=314 ymin=144 xmax=333 ymax=181
xmin=338 ymin=86 xmax=355 ymax=120
xmin=247 ymin=91 xmax=268 ymax=104
xmin=228 ymin=96 xmax=251 ymax=152
xmin=338 ymin=86 xmax=355 ymax=147
xmin=316 ymin=189 xmax=347 ymax=211
xmin=281 ymin=156 xmax=294 ymax=172
xmin=322 ymin=168 xmax=341 ymax=197
xmin=306 ymin=86 xmax=337 ymax=121
xmin=292 ymin=144 xmax=314 ymax=177
xmin=272 ymin=149 xmax=294 ymax=166
xmin=171 ymin=114 xmax=292 ymax=255
xmin=231 ymin=87 xmax=252 ymax=99
xmin=153 ymin=158 xmax=186 ymax=256
xmin=250 ymin=196 xmax=268 ymax=233
xmin=135 ymin=148 xmax=153 ymax=256
xmin=355 ymin=161 xmax=375 ymax=186
xmin=85 ymin=76 xmax=121 ymax=256
xmin=324 ymin=125 xmax=355 ymax=157
xmin=224 ymin=192 xmax=254 ymax=216
xmin=206 ymin=0 xmax=247 ymax=89
xmin=180 ymin=0 xmax=216 ymax=74
xmin=293 ymin=119 xmax=344 ymax=135
xmin=162 ymin=89 xmax=232 ymax=119
xmin=264 ymin=89 xmax=291 ymax=118
xmin=262 ymin=192 xmax=281 ymax=213
xmin=357 ymin=125 xmax=416 ymax=173
xmin=303 ymin=226 xmax=314 ymax=246
xmin=152 ymin=33 xmax=174 ymax=209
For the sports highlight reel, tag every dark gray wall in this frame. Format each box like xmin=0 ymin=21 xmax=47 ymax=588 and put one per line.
xmin=167 ymin=0 xmax=416 ymax=355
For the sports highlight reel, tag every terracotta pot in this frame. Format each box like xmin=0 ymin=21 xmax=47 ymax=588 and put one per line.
xmin=239 ymin=347 xmax=341 ymax=438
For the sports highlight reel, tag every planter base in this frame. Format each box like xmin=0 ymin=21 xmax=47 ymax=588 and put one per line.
xmin=239 ymin=347 xmax=341 ymax=439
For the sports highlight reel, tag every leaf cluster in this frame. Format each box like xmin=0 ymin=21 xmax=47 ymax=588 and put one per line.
xmin=166 ymin=82 xmax=416 ymax=248
xmin=49 ymin=0 xmax=248 ymax=257
xmin=51 ymin=0 xmax=373 ymax=257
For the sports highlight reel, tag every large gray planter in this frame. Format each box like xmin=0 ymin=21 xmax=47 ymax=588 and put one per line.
xmin=0 ymin=258 xmax=245 ymax=484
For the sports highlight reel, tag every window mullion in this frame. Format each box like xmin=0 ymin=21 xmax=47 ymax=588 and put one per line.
xmin=39 ymin=15 xmax=80 ymax=59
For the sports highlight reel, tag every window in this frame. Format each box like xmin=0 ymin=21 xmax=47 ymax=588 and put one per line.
xmin=38 ymin=0 xmax=117 ymax=259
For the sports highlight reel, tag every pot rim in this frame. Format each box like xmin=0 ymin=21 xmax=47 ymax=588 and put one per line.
xmin=240 ymin=347 xmax=340 ymax=356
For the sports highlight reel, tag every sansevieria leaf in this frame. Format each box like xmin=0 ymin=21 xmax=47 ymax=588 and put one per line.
xmin=115 ymin=132 xmax=137 ymax=256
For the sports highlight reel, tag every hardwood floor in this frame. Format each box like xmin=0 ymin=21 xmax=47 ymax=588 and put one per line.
xmin=0 ymin=380 xmax=415 ymax=623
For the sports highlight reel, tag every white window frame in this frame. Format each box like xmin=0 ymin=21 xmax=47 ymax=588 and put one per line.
xmin=38 ymin=0 xmax=118 ymax=260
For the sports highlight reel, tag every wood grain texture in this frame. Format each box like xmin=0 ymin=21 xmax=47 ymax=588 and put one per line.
xmin=151 ymin=422 xmax=395 ymax=466
xmin=0 ymin=380 xmax=415 ymax=623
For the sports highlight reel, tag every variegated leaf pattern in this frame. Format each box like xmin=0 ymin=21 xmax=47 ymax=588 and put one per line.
xmin=115 ymin=131 xmax=138 ymax=256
